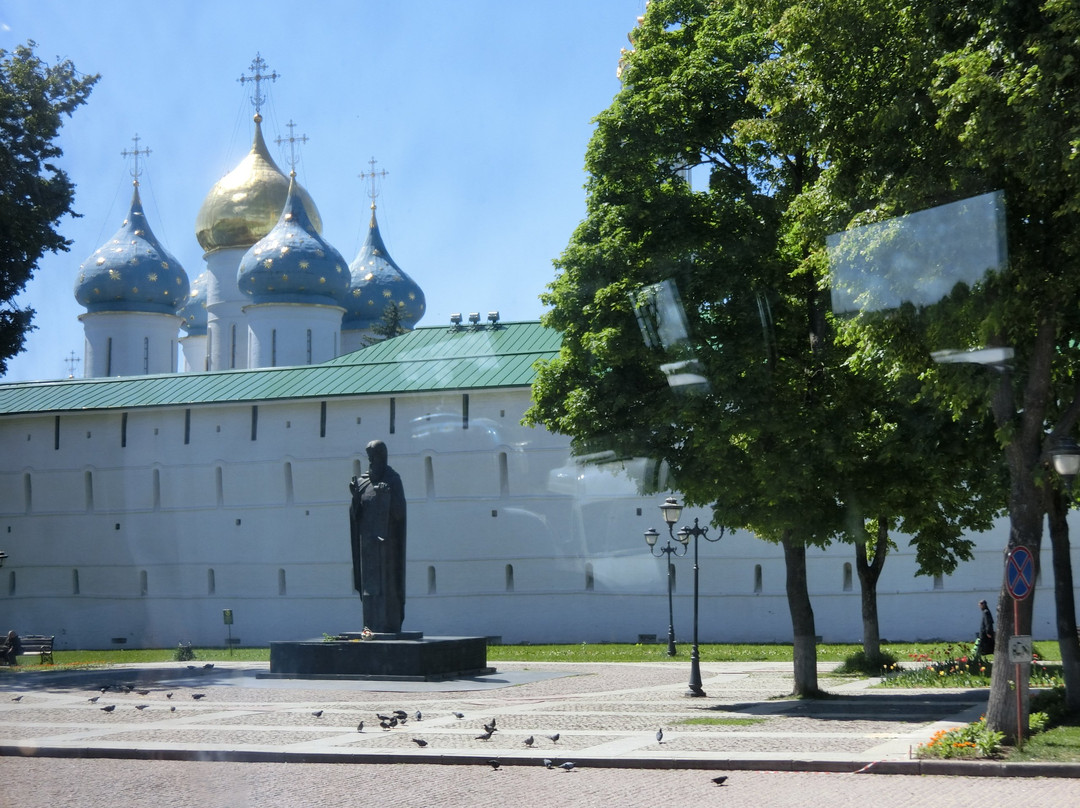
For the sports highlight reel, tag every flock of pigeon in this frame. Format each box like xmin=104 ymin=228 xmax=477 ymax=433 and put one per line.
xmin=8 ymin=681 xmax=731 ymax=785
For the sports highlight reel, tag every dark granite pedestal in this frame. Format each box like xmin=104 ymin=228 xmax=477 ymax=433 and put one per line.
xmin=263 ymin=633 xmax=493 ymax=681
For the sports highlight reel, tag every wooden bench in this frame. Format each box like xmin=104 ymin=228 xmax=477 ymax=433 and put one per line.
xmin=15 ymin=635 xmax=55 ymax=664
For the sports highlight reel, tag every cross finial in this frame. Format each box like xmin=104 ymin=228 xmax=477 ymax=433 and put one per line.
xmin=64 ymin=350 xmax=81 ymax=379
xmin=238 ymin=52 xmax=279 ymax=120
xmin=359 ymin=157 xmax=389 ymax=210
xmin=275 ymin=120 xmax=308 ymax=177
xmin=120 ymin=133 xmax=151 ymax=185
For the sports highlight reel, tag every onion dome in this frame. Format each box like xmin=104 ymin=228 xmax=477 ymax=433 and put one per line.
xmin=237 ymin=176 xmax=350 ymax=305
xmin=344 ymin=206 xmax=426 ymax=330
xmin=74 ymin=183 xmax=190 ymax=313
xmin=195 ymin=115 xmax=322 ymax=253
xmin=178 ymin=271 xmax=208 ymax=335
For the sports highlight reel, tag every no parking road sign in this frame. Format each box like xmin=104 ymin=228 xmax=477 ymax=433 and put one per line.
xmin=1006 ymin=546 xmax=1035 ymax=601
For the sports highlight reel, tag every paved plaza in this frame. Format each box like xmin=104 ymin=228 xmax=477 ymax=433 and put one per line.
xmin=2 ymin=659 xmax=1079 ymax=807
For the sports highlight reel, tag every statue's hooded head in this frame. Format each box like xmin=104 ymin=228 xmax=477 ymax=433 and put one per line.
xmin=366 ymin=440 xmax=388 ymax=479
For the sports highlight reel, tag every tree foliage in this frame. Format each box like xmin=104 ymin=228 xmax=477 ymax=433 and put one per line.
xmin=0 ymin=41 xmax=97 ymax=374
xmin=756 ymin=0 xmax=1080 ymax=737
xmin=527 ymin=0 xmax=1005 ymax=695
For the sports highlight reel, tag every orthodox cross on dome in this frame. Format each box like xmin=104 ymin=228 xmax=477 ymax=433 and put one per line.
xmin=275 ymin=120 xmax=308 ymax=177
xmin=64 ymin=350 xmax=81 ymax=379
xmin=120 ymin=133 xmax=151 ymax=185
xmin=359 ymin=156 xmax=388 ymax=209
xmin=237 ymin=52 xmax=279 ymax=119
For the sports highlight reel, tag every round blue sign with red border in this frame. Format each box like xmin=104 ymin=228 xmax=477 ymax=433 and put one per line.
xmin=1006 ymin=546 xmax=1035 ymax=601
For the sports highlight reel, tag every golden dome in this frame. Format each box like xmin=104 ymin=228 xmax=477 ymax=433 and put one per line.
xmin=195 ymin=116 xmax=322 ymax=253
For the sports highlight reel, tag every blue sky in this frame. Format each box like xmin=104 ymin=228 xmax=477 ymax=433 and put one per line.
xmin=0 ymin=0 xmax=646 ymax=382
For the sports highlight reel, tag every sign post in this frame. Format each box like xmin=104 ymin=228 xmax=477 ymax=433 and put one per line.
xmin=1005 ymin=546 xmax=1035 ymax=749
xmin=223 ymin=609 xmax=234 ymax=657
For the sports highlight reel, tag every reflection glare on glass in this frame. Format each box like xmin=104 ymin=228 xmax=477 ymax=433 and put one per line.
xmin=827 ymin=190 xmax=1008 ymax=318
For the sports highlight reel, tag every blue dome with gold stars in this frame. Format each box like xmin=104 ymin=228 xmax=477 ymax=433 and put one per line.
xmin=178 ymin=271 xmax=208 ymax=336
xmin=237 ymin=177 xmax=350 ymax=306
xmin=344 ymin=206 xmax=425 ymax=330
xmin=74 ymin=184 xmax=190 ymax=314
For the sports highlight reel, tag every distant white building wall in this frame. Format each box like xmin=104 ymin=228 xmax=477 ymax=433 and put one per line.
xmin=0 ymin=383 xmax=1070 ymax=650
xmin=179 ymin=333 xmax=208 ymax=373
xmin=245 ymin=303 xmax=344 ymax=367
xmin=203 ymin=248 xmax=250 ymax=372
xmin=78 ymin=311 xmax=181 ymax=377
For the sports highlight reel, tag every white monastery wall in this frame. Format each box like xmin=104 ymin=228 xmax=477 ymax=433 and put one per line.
xmin=0 ymin=385 xmax=1074 ymax=649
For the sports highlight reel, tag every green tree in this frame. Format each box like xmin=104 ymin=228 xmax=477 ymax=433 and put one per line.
xmin=529 ymin=0 xmax=833 ymax=695
xmin=761 ymin=0 xmax=1080 ymax=737
xmin=0 ymin=41 xmax=97 ymax=375
xmin=368 ymin=302 xmax=410 ymax=343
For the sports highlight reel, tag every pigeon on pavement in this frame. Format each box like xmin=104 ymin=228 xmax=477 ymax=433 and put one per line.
xmin=135 ymin=704 xmax=149 ymax=710
xmin=100 ymin=705 xmax=116 ymax=712
xmin=414 ymin=710 xmax=422 ymax=721
xmin=452 ymin=711 xmax=465 ymax=719
xmin=357 ymin=721 xmax=364 ymax=732
xmin=475 ymin=730 xmax=493 ymax=741
xmin=711 ymin=775 xmax=729 ymax=786
xmin=412 ymin=738 xmax=428 ymax=747
xmin=312 ymin=710 xmax=324 ymax=718
xmin=547 ymin=733 xmax=560 ymax=743
xmin=88 ymin=696 xmax=99 ymax=703
xmin=656 ymin=728 xmax=664 ymax=743
xmin=544 ymin=759 xmax=553 ymax=769
xmin=488 ymin=759 xmax=501 ymax=770
xmin=523 ymin=736 xmax=535 ymax=747
xmin=191 ymin=693 xmax=206 ymax=700
xmin=559 ymin=762 xmax=575 ymax=771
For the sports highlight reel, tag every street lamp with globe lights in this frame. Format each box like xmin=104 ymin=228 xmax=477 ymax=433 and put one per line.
xmin=645 ymin=499 xmax=690 ymax=656
xmin=1051 ymin=437 xmax=1080 ymax=494
xmin=676 ymin=516 xmax=725 ymax=696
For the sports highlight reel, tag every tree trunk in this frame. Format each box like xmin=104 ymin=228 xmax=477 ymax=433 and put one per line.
xmin=855 ymin=516 xmax=889 ymax=658
xmin=984 ymin=320 xmax=1053 ymax=744
xmin=1047 ymin=486 xmax=1080 ymax=711
xmin=782 ymin=530 xmax=820 ymax=697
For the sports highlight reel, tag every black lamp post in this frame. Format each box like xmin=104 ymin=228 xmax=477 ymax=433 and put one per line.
xmin=645 ymin=498 xmax=689 ymax=656
xmin=676 ymin=516 xmax=725 ymax=696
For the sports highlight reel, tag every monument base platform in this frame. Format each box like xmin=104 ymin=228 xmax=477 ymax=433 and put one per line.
xmin=263 ymin=635 xmax=493 ymax=681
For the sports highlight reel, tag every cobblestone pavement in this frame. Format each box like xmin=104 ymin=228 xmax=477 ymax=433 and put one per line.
xmin=2 ymin=660 xmax=1079 ymax=807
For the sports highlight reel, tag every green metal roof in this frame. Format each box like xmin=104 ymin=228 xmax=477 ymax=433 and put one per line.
xmin=0 ymin=321 xmax=560 ymax=416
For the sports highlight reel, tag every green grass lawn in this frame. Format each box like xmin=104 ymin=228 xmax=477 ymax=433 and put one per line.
xmin=0 ymin=640 xmax=1064 ymax=668
xmin=1008 ymin=724 xmax=1080 ymax=762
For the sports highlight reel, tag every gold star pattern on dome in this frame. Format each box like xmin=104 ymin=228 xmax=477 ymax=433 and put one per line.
xmin=147 ymin=272 xmax=158 ymax=282
xmin=299 ymin=260 xmax=309 ymax=269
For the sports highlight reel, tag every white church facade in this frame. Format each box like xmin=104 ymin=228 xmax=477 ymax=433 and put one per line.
xmin=0 ymin=56 xmax=1068 ymax=650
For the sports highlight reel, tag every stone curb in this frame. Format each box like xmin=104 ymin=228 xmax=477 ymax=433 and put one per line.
xmin=4 ymin=744 xmax=1079 ymax=778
